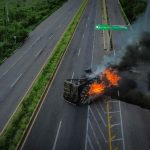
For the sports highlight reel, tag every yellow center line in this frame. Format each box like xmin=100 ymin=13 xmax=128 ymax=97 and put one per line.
xmin=107 ymin=101 xmax=112 ymax=150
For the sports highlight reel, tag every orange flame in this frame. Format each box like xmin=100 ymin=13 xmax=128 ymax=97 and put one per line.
xmin=88 ymin=82 xmax=106 ymax=95
xmin=88 ymin=68 xmax=121 ymax=96
xmin=103 ymin=68 xmax=121 ymax=86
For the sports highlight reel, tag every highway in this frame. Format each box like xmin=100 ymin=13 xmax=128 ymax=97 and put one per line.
xmin=106 ymin=0 xmax=150 ymax=150
xmin=21 ymin=0 xmax=106 ymax=149
xmin=1 ymin=0 xmax=150 ymax=149
xmin=21 ymin=0 xmax=150 ymax=149
xmin=0 ymin=0 xmax=83 ymax=132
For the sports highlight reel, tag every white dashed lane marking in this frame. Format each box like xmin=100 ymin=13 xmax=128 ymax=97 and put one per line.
xmin=10 ymin=73 xmax=22 ymax=88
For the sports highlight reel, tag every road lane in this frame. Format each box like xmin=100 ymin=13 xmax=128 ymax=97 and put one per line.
xmin=22 ymin=0 xmax=103 ymax=149
xmin=0 ymin=0 xmax=83 ymax=132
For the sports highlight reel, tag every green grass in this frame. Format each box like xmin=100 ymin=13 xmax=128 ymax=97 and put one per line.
xmin=0 ymin=0 xmax=68 ymax=64
xmin=0 ymin=0 xmax=88 ymax=149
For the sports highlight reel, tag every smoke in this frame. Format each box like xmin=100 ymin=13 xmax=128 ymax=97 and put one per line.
xmin=93 ymin=1 xmax=150 ymax=110
xmin=94 ymin=0 xmax=150 ymax=75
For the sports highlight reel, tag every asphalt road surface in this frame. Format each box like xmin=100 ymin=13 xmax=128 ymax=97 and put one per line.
xmin=21 ymin=0 xmax=106 ymax=149
xmin=1 ymin=0 xmax=149 ymax=149
xmin=22 ymin=0 xmax=150 ymax=150
xmin=106 ymin=0 xmax=150 ymax=150
xmin=0 ymin=0 xmax=83 ymax=133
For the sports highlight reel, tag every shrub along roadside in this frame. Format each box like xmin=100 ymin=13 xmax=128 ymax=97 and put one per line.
xmin=0 ymin=0 xmax=67 ymax=65
xmin=120 ymin=0 xmax=147 ymax=22
xmin=0 ymin=0 xmax=88 ymax=149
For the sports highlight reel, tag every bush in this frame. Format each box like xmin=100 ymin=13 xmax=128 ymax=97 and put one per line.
xmin=27 ymin=15 xmax=39 ymax=25
xmin=0 ymin=0 xmax=68 ymax=65
xmin=0 ymin=26 xmax=6 ymax=41
xmin=15 ymin=28 xmax=29 ymax=42
xmin=120 ymin=0 xmax=147 ymax=22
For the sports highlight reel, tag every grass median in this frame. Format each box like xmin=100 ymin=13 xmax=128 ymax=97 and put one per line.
xmin=0 ymin=0 xmax=88 ymax=149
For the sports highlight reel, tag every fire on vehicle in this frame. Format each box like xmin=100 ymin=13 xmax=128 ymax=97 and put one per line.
xmin=63 ymin=67 xmax=121 ymax=105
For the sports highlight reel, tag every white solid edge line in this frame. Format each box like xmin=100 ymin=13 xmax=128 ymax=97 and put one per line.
xmin=119 ymin=101 xmax=125 ymax=150
xmin=52 ymin=120 xmax=62 ymax=150
xmin=85 ymin=106 xmax=89 ymax=150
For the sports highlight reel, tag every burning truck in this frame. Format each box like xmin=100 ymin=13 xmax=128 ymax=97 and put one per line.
xmin=63 ymin=67 xmax=121 ymax=105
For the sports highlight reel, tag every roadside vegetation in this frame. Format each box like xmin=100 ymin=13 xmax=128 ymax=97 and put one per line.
xmin=120 ymin=0 xmax=147 ymax=22
xmin=0 ymin=0 xmax=67 ymax=64
xmin=0 ymin=0 xmax=88 ymax=149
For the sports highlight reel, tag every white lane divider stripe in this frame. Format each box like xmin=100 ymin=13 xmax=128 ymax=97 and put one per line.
xmin=52 ymin=120 xmax=62 ymax=150
xmin=9 ymin=55 xmax=24 ymax=72
xmin=49 ymin=34 xmax=54 ymax=40
xmin=0 ymin=70 xmax=9 ymax=79
xmin=112 ymin=138 xmax=123 ymax=142
xmin=0 ymin=45 xmax=41 ymax=80
xmin=78 ymin=48 xmax=81 ymax=56
xmin=119 ymin=101 xmax=125 ymax=150
xmin=111 ymin=123 xmax=120 ymax=128
xmin=71 ymin=72 xmax=74 ymax=79
xmin=82 ymin=33 xmax=85 ymax=39
xmin=10 ymin=73 xmax=22 ymax=88
xmin=85 ymin=106 xmax=89 ymax=150
xmin=31 ymin=37 xmax=41 ymax=48
xmin=35 ymin=48 xmax=43 ymax=58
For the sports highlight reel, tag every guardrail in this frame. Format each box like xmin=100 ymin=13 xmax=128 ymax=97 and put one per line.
xmin=0 ymin=0 xmax=88 ymax=149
